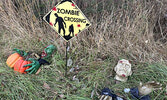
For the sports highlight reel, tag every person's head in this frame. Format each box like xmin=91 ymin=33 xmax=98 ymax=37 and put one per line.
xmin=54 ymin=13 xmax=58 ymax=17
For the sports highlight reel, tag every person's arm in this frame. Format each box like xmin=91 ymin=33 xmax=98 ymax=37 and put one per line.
xmin=54 ymin=19 xmax=57 ymax=26
xmin=63 ymin=20 xmax=66 ymax=28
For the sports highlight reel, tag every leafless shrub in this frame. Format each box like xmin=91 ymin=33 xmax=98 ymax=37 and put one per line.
xmin=0 ymin=0 xmax=166 ymax=63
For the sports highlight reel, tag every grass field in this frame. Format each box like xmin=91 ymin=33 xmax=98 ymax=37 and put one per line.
xmin=0 ymin=0 xmax=167 ymax=99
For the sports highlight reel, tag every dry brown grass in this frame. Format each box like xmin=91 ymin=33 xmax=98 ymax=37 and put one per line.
xmin=0 ymin=1 xmax=167 ymax=99
xmin=0 ymin=0 xmax=166 ymax=64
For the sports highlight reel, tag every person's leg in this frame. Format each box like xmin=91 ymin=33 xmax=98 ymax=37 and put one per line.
xmin=72 ymin=32 xmax=74 ymax=37
xmin=58 ymin=28 xmax=61 ymax=34
xmin=62 ymin=28 xmax=65 ymax=36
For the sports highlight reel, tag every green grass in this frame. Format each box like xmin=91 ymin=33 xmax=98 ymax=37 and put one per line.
xmin=0 ymin=52 xmax=167 ymax=99
xmin=0 ymin=0 xmax=167 ymax=99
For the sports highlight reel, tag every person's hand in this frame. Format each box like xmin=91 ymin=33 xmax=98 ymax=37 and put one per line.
xmin=13 ymin=48 xmax=28 ymax=57
xmin=23 ymin=58 xmax=40 ymax=74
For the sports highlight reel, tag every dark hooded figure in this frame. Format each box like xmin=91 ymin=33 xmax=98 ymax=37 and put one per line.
xmin=69 ymin=24 xmax=74 ymax=37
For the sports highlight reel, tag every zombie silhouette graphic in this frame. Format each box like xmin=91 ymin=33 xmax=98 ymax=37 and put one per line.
xmin=69 ymin=24 xmax=74 ymax=37
xmin=64 ymin=24 xmax=74 ymax=40
xmin=54 ymin=13 xmax=66 ymax=36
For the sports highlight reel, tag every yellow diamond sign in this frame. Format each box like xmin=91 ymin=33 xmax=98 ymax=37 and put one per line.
xmin=43 ymin=0 xmax=91 ymax=41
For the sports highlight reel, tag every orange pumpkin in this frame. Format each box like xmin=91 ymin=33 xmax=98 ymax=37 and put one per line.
xmin=13 ymin=59 xmax=31 ymax=73
xmin=6 ymin=53 xmax=24 ymax=68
